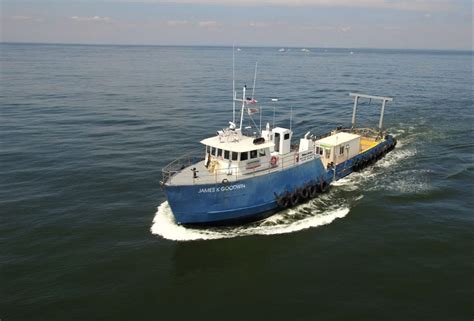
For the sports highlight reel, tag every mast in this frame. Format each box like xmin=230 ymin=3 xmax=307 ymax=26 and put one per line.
xmin=290 ymin=106 xmax=293 ymax=131
xmin=351 ymin=96 xmax=358 ymax=128
xmin=271 ymin=98 xmax=278 ymax=128
xmin=239 ymin=85 xmax=246 ymax=130
xmin=251 ymin=62 xmax=258 ymax=99
xmin=232 ymin=44 xmax=236 ymax=124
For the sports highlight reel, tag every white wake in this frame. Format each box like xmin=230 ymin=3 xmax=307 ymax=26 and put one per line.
xmin=151 ymin=200 xmax=350 ymax=241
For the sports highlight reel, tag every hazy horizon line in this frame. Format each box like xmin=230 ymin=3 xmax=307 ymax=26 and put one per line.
xmin=1 ymin=41 xmax=472 ymax=52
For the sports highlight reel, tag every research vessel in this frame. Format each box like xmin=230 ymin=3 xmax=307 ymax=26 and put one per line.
xmin=161 ymin=82 xmax=396 ymax=226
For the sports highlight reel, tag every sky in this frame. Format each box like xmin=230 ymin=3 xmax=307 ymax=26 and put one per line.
xmin=0 ymin=0 xmax=472 ymax=49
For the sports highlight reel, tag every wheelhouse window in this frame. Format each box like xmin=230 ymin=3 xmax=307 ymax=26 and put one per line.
xmin=240 ymin=152 xmax=248 ymax=161
xmin=206 ymin=146 xmax=210 ymax=154
xmin=259 ymin=149 xmax=266 ymax=157
xmin=217 ymin=148 xmax=223 ymax=157
xmin=250 ymin=150 xmax=258 ymax=159
xmin=284 ymin=133 xmax=290 ymax=140
xmin=231 ymin=152 xmax=238 ymax=161
xmin=224 ymin=150 xmax=230 ymax=160
xmin=339 ymin=146 xmax=344 ymax=155
xmin=211 ymin=147 xmax=216 ymax=156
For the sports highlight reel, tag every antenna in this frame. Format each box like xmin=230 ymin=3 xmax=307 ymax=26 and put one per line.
xmin=232 ymin=44 xmax=236 ymax=123
xmin=290 ymin=106 xmax=293 ymax=131
xmin=271 ymin=98 xmax=278 ymax=129
xmin=251 ymin=62 xmax=258 ymax=99
xmin=259 ymin=106 xmax=263 ymax=134
xmin=239 ymin=85 xmax=246 ymax=130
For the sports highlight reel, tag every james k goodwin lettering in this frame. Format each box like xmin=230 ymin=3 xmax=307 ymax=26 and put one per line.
xmin=198 ymin=184 xmax=246 ymax=193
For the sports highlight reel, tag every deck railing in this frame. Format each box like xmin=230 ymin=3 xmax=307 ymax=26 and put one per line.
xmin=162 ymin=150 xmax=317 ymax=186
xmin=161 ymin=127 xmax=385 ymax=186
xmin=161 ymin=152 xmax=204 ymax=185
xmin=338 ymin=127 xmax=384 ymax=140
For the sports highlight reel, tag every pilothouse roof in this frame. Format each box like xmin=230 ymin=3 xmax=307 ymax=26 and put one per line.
xmin=316 ymin=132 xmax=360 ymax=147
xmin=201 ymin=135 xmax=274 ymax=153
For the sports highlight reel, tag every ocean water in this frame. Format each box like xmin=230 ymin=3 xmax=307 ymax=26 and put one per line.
xmin=1 ymin=44 xmax=473 ymax=320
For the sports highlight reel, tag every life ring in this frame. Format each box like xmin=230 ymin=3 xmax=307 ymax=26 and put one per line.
xmin=270 ymin=156 xmax=278 ymax=166
xmin=309 ymin=184 xmax=318 ymax=198
xmin=222 ymin=178 xmax=229 ymax=184
xmin=275 ymin=193 xmax=284 ymax=207
xmin=299 ymin=187 xmax=310 ymax=199
xmin=281 ymin=197 xmax=290 ymax=208
xmin=290 ymin=193 xmax=300 ymax=207
xmin=353 ymin=160 xmax=360 ymax=172
xmin=320 ymin=181 xmax=329 ymax=193
xmin=389 ymin=139 xmax=396 ymax=150
xmin=369 ymin=154 xmax=376 ymax=164
xmin=275 ymin=192 xmax=291 ymax=208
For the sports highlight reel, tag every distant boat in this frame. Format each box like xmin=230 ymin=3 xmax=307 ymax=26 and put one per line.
xmin=301 ymin=48 xmax=310 ymax=52
xmin=278 ymin=48 xmax=285 ymax=52
xmin=237 ymin=48 xmax=242 ymax=52
xmin=350 ymin=51 xmax=354 ymax=55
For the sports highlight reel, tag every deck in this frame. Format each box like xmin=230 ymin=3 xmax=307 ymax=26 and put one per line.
xmin=165 ymin=152 xmax=315 ymax=186
xmin=359 ymin=136 xmax=379 ymax=152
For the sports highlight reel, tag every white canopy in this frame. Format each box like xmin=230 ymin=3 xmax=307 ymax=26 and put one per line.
xmin=200 ymin=135 xmax=274 ymax=153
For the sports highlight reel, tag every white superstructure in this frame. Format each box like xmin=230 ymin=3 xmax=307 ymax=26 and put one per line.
xmin=314 ymin=132 xmax=360 ymax=168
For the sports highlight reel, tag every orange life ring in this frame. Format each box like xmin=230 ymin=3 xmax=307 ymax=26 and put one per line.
xmin=270 ymin=156 xmax=278 ymax=166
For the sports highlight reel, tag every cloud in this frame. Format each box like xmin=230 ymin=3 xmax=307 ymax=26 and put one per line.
xmin=166 ymin=20 xmax=189 ymax=26
xmin=294 ymin=25 xmax=335 ymax=32
xmin=71 ymin=16 xmax=112 ymax=23
xmin=248 ymin=22 xmax=270 ymax=28
xmin=198 ymin=20 xmax=218 ymax=27
xmin=11 ymin=15 xmax=32 ymax=21
xmin=383 ymin=26 xmax=401 ymax=31
xmin=340 ymin=26 xmax=352 ymax=32
xmin=149 ymin=0 xmax=452 ymax=11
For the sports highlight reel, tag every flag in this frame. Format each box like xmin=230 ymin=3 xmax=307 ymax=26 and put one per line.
xmin=245 ymin=97 xmax=258 ymax=104
xmin=247 ymin=108 xmax=259 ymax=115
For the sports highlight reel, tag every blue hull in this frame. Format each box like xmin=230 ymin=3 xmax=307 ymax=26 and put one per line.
xmin=165 ymin=158 xmax=328 ymax=225
xmin=164 ymin=136 xmax=396 ymax=225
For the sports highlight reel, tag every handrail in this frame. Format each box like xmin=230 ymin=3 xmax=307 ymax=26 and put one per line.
xmin=161 ymin=127 xmax=385 ymax=186
xmin=161 ymin=151 xmax=204 ymax=185
xmin=311 ymin=127 xmax=384 ymax=141
xmin=162 ymin=150 xmax=317 ymax=186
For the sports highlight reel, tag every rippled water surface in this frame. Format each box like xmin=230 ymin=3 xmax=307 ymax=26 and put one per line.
xmin=1 ymin=44 xmax=473 ymax=320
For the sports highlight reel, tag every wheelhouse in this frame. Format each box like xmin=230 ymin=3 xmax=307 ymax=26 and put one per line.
xmin=201 ymin=133 xmax=274 ymax=176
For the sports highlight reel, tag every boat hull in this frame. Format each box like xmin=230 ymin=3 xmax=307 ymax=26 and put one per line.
xmin=164 ymin=158 xmax=328 ymax=225
xmin=163 ymin=136 xmax=396 ymax=226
